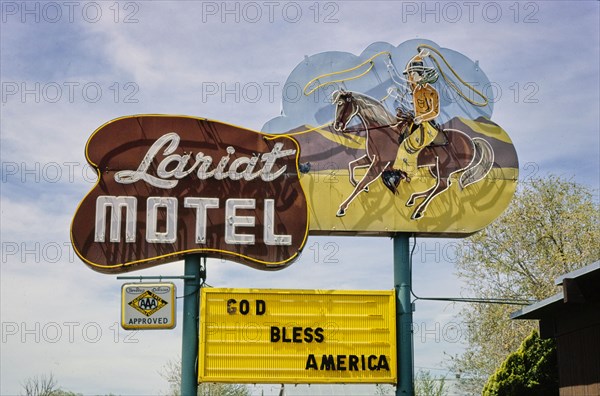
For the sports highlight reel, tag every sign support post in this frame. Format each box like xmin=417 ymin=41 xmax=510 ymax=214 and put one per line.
xmin=181 ymin=254 xmax=203 ymax=396
xmin=394 ymin=234 xmax=414 ymax=395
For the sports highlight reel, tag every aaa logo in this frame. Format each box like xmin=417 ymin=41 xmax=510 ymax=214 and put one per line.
xmin=129 ymin=290 xmax=168 ymax=317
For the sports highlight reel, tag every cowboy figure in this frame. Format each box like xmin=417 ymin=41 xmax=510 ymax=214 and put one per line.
xmin=392 ymin=49 xmax=440 ymax=179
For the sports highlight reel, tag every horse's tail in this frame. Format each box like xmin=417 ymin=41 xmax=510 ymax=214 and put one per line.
xmin=459 ymin=137 xmax=494 ymax=189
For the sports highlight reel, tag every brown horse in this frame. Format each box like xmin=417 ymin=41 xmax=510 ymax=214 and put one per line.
xmin=332 ymin=90 xmax=494 ymax=220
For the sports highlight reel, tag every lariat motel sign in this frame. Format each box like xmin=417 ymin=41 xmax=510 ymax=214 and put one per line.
xmin=70 ymin=41 xmax=517 ymax=385
xmin=71 ymin=115 xmax=309 ymax=272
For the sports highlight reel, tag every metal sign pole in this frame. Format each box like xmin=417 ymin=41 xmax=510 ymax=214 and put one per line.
xmin=181 ymin=254 xmax=202 ymax=396
xmin=394 ymin=234 xmax=414 ymax=395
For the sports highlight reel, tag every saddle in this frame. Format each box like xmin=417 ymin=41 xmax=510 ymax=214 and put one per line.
xmin=429 ymin=121 xmax=449 ymax=146
xmin=394 ymin=115 xmax=449 ymax=148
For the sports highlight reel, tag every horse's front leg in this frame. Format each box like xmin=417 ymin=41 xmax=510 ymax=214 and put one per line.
xmin=337 ymin=158 xmax=389 ymax=217
xmin=347 ymin=154 xmax=371 ymax=187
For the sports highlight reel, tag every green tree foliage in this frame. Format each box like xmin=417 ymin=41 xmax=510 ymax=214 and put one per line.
xmin=414 ymin=370 xmax=447 ymax=396
xmin=449 ymin=175 xmax=600 ymax=393
xmin=482 ymin=330 xmax=558 ymax=396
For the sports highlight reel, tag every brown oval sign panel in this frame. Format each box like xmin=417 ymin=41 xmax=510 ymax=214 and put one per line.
xmin=71 ymin=115 xmax=309 ymax=273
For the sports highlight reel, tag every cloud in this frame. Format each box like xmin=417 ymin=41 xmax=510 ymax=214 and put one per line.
xmin=1 ymin=1 xmax=598 ymax=394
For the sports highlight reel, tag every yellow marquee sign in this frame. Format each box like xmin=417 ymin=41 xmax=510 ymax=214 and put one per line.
xmin=198 ymin=289 xmax=396 ymax=384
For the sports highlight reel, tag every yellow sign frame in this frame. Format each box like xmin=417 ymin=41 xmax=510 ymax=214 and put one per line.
xmin=198 ymin=288 xmax=397 ymax=384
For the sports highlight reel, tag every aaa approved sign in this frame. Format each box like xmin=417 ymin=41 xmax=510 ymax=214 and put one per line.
xmin=121 ymin=283 xmax=176 ymax=330
xmin=199 ymin=289 xmax=396 ymax=384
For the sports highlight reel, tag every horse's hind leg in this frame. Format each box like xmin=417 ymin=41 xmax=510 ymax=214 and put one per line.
xmin=337 ymin=158 xmax=389 ymax=217
xmin=348 ymin=155 xmax=371 ymax=187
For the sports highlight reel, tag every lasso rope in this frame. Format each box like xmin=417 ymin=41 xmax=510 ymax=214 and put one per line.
xmin=280 ymin=122 xmax=333 ymax=136
xmin=303 ymin=51 xmax=391 ymax=96
xmin=294 ymin=45 xmax=488 ymax=140
xmin=303 ymin=45 xmax=488 ymax=108
xmin=417 ymin=43 xmax=489 ymax=107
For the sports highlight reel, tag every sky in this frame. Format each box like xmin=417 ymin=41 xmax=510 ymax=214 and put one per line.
xmin=1 ymin=1 xmax=599 ymax=395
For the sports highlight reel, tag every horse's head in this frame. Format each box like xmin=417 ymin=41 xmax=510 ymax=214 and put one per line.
xmin=332 ymin=90 xmax=359 ymax=132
